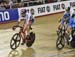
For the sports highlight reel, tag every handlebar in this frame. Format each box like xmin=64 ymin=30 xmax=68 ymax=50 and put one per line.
xmin=12 ymin=25 xmax=33 ymax=31
xmin=12 ymin=25 xmax=23 ymax=30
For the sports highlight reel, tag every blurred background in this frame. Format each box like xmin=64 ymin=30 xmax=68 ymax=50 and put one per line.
xmin=0 ymin=0 xmax=73 ymax=9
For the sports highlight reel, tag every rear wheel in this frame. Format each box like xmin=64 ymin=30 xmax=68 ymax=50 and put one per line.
xmin=65 ymin=36 xmax=69 ymax=45
xmin=26 ymin=32 xmax=35 ymax=47
xmin=10 ymin=33 xmax=21 ymax=50
xmin=70 ymin=31 xmax=75 ymax=48
xmin=56 ymin=36 xmax=65 ymax=50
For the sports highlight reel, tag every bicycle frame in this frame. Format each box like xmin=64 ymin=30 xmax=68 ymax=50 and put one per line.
xmin=13 ymin=25 xmax=32 ymax=42
xmin=13 ymin=26 xmax=26 ymax=41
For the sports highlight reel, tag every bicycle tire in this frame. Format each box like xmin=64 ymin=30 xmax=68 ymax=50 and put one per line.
xmin=26 ymin=32 xmax=35 ymax=47
xmin=10 ymin=33 xmax=21 ymax=50
xmin=56 ymin=36 xmax=65 ymax=50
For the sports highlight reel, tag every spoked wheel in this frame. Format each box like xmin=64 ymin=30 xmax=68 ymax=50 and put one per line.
xmin=56 ymin=36 xmax=65 ymax=50
xmin=26 ymin=32 xmax=35 ymax=47
xmin=10 ymin=33 xmax=21 ymax=50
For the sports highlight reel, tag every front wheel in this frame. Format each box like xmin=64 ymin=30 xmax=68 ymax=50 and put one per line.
xmin=56 ymin=36 xmax=65 ymax=50
xmin=10 ymin=33 xmax=21 ymax=50
xmin=26 ymin=32 xmax=35 ymax=47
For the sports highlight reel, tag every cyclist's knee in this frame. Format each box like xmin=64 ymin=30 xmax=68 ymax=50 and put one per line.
xmin=58 ymin=24 xmax=62 ymax=29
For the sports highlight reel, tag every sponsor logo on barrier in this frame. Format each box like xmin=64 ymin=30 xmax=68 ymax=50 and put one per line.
xmin=53 ymin=3 xmax=65 ymax=11
xmin=18 ymin=1 xmax=75 ymax=19
xmin=38 ymin=6 xmax=50 ymax=14
xmin=38 ymin=7 xmax=45 ymax=13
xmin=70 ymin=1 xmax=75 ymax=7
xmin=61 ymin=3 xmax=65 ymax=9
xmin=0 ymin=9 xmax=19 ymax=23
xmin=0 ymin=11 xmax=10 ymax=21
xmin=0 ymin=1 xmax=73 ymax=23
xmin=46 ymin=6 xmax=50 ymax=12
xmin=21 ymin=8 xmax=35 ymax=15
xmin=53 ymin=4 xmax=60 ymax=11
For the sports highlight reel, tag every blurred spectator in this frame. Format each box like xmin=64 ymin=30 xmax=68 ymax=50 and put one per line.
xmin=61 ymin=0 xmax=68 ymax=1
xmin=0 ymin=0 xmax=69 ymax=10
xmin=69 ymin=0 xmax=75 ymax=1
xmin=57 ymin=0 xmax=61 ymax=2
xmin=47 ymin=0 xmax=54 ymax=3
xmin=17 ymin=0 xmax=21 ymax=3
xmin=0 ymin=0 xmax=3 ymax=3
xmin=12 ymin=0 xmax=16 ymax=3
xmin=8 ymin=0 xmax=13 ymax=9
xmin=45 ymin=0 xmax=48 ymax=3
xmin=4 ymin=1 xmax=10 ymax=9
xmin=0 ymin=6 xmax=5 ymax=10
xmin=57 ymin=0 xmax=68 ymax=1
xmin=45 ymin=0 xmax=68 ymax=3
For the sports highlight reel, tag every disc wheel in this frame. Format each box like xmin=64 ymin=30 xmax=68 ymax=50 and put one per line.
xmin=26 ymin=32 xmax=35 ymax=47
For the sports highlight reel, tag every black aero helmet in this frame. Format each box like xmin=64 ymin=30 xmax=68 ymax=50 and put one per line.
xmin=72 ymin=13 xmax=75 ymax=18
xmin=30 ymin=9 xmax=34 ymax=15
xmin=66 ymin=7 xmax=70 ymax=11
xmin=23 ymin=9 xmax=27 ymax=13
xmin=21 ymin=9 xmax=27 ymax=14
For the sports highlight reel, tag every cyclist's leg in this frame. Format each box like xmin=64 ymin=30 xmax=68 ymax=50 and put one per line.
xmin=66 ymin=26 xmax=72 ymax=42
xmin=25 ymin=20 xmax=33 ymax=37
xmin=57 ymin=23 xmax=63 ymax=34
xmin=22 ymin=20 xmax=33 ymax=40
xmin=21 ymin=24 xmax=27 ymax=45
xmin=26 ymin=21 xmax=32 ymax=35
xmin=57 ymin=19 xmax=64 ymax=30
xmin=21 ymin=32 xmax=26 ymax=44
xmin=25 ymin=24 xmax=30 ymax=36
xmin=29 ymin=19 xmax=34 ymax=30
xmin=71 ymin=28 xmax=75 ymax=39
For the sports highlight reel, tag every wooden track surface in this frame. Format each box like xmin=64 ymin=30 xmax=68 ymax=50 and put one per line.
xmin=0 ymin=12 xmax=75 ymax=57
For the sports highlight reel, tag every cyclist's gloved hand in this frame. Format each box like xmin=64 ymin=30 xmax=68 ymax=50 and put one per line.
xmin=58 ymin=19 xmax=61 ymax=22
xmin=12 ymin=26 xmax=16 ymax=30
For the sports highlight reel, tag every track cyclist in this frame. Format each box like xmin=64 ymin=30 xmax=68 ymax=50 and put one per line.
xmin=18 ymin=9 xmax=35 ymax=45
xmin=57 ymin=7 xmax=71 ymax=31
xmin=67 ymin=14 xmax=75 ymax=42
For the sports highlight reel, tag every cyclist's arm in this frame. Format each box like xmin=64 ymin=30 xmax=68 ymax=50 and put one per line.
xmin=17 ymin=18 xmax=21 ymax=26
xmin=58 ymin=15 xmax=64 ymax=22
xmin=27 ymin=14 xmax=31 ymax=23
xmin=69 ymin=18 xmax=73 ymax=28
xmin=17 ymin=13 xmax=25 ymax=26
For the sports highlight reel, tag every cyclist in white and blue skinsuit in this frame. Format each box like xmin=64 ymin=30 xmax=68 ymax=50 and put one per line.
xmin=58 ymin=7 xmax=70 ymax=30
xmin=61 ymin=13 xmax=70 ymax=25
xmin=64 ymin=7 xmax=74 ymax=17
xmin=69 ymin=15 xmax=75 ymax=28
xmin=58 ymin=6 xmax=75 ymax=30
xmin=18 ymin=9 xmax=35 ymax=45
xmin=67 ymin=14 xmax=75 ymax=42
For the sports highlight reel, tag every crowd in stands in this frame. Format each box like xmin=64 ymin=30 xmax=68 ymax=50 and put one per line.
xmin=0 ymin=0 xmax=71 ymax=9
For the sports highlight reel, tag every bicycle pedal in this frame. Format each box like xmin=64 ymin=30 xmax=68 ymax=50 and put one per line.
xmin=30 ymin=26 xmax=32 ymax=30
xmin=26 ymin=35 xmax=30 ymax=38
xmin=21 ymin=42 xmax=25 ymax=45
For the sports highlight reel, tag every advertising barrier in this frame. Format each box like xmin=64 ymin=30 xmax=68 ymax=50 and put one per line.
xmin=0 ymin=1 xmax=75 ymax=23
xmin=18 ymin=1 xmax=75 ymax=18
xmin=0 ymin=9 xmax=19 ymax=23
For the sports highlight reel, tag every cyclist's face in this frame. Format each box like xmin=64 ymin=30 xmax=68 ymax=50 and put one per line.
xmin=66 ymin=10 xmax=70 ymax=13
xmin=21 ymin=9 xmax=27 ymax=17
xmin=31 ymin=9 xmax=34 ymax=15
